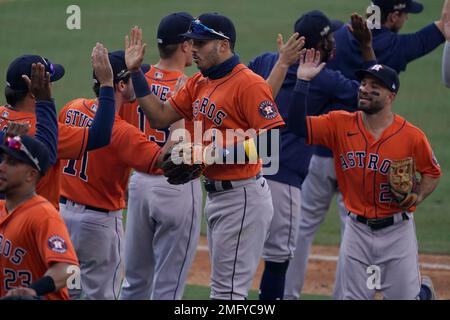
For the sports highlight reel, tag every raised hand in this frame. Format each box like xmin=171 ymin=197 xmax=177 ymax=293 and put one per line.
xmin=297 ymin=49 xmax=326 ymax=81
xmin=276 ymin=33 xmax=305 ymax=68
xmin=21 ymin=63 xmax=52 ymax=101
xmin=125 ymin=26 xmax=147 ymax=72
xmin=91 ymin=42 xmax=113 ymax=87
xmin=173 ymin=75 xmax=188 ymax=96
xmin=348 ymin=13 xmax=372 ymax=48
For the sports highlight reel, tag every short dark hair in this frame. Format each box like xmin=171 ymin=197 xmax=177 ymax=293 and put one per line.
xmin=158 ymin=43 xmax=180 ymax=59
xmin=92 ymin=77 xmax=131 ymax=97
xmin=4 ymin=86 xmax=28 ymax=107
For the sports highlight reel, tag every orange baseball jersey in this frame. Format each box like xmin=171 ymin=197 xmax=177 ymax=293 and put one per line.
xmin=169 ymin=64 xmax=285 ymax=180
xmin=307 ymin=111 xmax=442 ymax=218
xmin=59 ymin=98 xmax=162 ymax=211
xmin=0 ymin=105 xmax=36 ymax=135
xmin=120 ymin=66 xmax=182 ymax=145
xmin=0 ymin=104 xmax=89 ymax=209
xmin=0 ymin=195 xmax=79 ymax=300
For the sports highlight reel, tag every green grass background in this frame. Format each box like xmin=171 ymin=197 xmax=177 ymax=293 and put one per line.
xmin=0 ymin=0 xmax=448 ymax=255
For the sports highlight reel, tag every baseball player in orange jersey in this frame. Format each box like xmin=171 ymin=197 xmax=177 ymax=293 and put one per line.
xmin=126 ymin=13 xmax=285 ymax=300
xmin=0 ymin=135 xmax=79 ymax=300
xmin=119 ymin=13 xmax=202 ymax=300
xmin=288 ymin=50 xmax=441 ymax=299
xmin=0 ymin=62 xmax=79 ymax=300
xmin=58 ymin=49 xmax=168 ymax=300
xmin=0 ymin=49 xmax=117 ymax=209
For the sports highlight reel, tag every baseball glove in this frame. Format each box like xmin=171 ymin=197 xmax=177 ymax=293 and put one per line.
xmin=161 ymin=141 xmax=206 ymax=185
xmin=388 ymin=157 xmax=419 ymax=209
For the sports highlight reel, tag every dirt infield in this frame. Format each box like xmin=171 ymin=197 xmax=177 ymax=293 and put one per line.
xmin=187 ymin=236 xmax=450 ymax=299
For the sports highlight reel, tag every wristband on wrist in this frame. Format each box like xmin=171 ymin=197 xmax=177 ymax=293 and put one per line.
xmin=131 ymin=70 xmax=151 ymax=98
xmin=29 ymin=275 xmax=56 ymax=296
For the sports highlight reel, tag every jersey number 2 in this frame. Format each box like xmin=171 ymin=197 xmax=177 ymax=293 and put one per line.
xmin=63 ymin=152 xmax=89 ymax=182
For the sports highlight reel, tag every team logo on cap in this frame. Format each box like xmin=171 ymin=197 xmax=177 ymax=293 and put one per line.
xmin=320 ymin=25 xmax=331 ymax=37
xmin=259 ymin=101 xmax=278 ymax=120
xmin=48 ymin=235 xmax=68 ymax=254
xmin=371 ymin=64 xmax=383 ymax=71
xmin=393 ymin=3 xmax=407 ymax=10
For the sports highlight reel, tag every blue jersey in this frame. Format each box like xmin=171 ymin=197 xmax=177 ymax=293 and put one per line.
xmin=248 ymin=53 xmax=363 ymax=185
xmin=327 ymin=23 xmax=445 ymax=80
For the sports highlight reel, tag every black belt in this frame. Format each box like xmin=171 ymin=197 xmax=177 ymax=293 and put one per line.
xmin=204 ymin=173 xmax=262 ymax=193
xmin=353 ymin=212 xmax=409 ymax=231
xmin=60 ymin=196 xmax=110 ymax=213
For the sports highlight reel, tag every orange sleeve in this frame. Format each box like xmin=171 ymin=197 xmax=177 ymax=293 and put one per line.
xmin=168 ymin=77 xmax=195 ymax=120
xmin=414 ymin=132 xmax=442 ymax=178
xmin=57 ymin=123 xmax=89 ymax=160
xmin=306 ymin=113 xmax=337 ymax=149
xmin=114 ymin=123 xmax=162 ymax=173
xmin=35 ymin=215 xmax=79 ymax=267
xmin=239 ymin=81 xmax=285 ymax=131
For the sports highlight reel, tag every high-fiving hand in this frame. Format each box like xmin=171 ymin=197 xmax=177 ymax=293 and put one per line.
xmin=276 ymin=33 xmax=306 ymax=68
xmin=348 ymin=13 xmax=372 ymax=48
xmin=91 ymin=42 xmax=113 ymax=87
xmin=125 ymin=26 xmax=147 ymax=72
xmin=21 ymin=63 xmax=52 ymax=101
xmin=296 ymin=48 xmax=326 ymax=81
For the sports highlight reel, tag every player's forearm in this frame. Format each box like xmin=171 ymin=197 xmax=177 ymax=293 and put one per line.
xmin=266 ymin=61 xmax=289 ymax=98
xmin=287 ymin=79 xmax=309 ymax=138
xmin=416 ymin=175 xmax=440 ymax=206
xmin=35 ymin=100 xmax=58 ymax=165
xmin=360 ymin=44 xmax=376 ymax=62
xmin=44 ymin=262 xmax=77 ymax=291
xmin=86 ymin=86 xmax=115 ymax=151
xmin=204 ymin=130 xmax=275 ymax=165
xmin=442 ymin=42 xmax=450 ymax=87
xmin=28 ymin=263 xmax=76 ymax=296
xmin=131 ymin=70 xmax=171 ymax=128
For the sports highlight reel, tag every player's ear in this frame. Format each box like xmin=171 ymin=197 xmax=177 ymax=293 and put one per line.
xmin=25 ymin=167 xmax=40 ymax=184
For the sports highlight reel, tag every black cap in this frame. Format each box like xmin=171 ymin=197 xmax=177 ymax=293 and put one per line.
xmin=93 ymin=50 xmax=150 ymax=84
xmin=355 ymin=64 xmax=400 ymax=93
xmin=6 ymin=55 xmax=65 ymax=91
xmin=0 ymin=135 xmax=50 ymax=175
xmin=182 ymin=13 xmax=236 ymax=43
xmin=157 ymin=12 xmax=193 ymax=45
xmin=294 ymin=10 xmax=343 ymax=49
xmin=372 ymin=0 xmax=423 ymax=14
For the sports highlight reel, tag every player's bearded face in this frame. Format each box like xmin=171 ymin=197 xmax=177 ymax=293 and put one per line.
xmin=192 ymin=40 xmax=221 ymax=72
xmin=357 ymin=78 xmax=388 ymax=115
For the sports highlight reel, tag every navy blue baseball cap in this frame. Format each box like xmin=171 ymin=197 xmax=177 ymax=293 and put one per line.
xmin=93 ymin=50 xmax=150 ymax=84
xmin=294 ymin=10 xmax=343 ymax=49
xmin=0 ymin=135 xmax=50 ymax=175
xmin=182 ymin=13 xmax=236 ymax=43
xmin=372 ymin=0 xmax=423 ymax=14
xmin=157 ymin=12 xmax=193 ymax=45
xmin=355 ymin=64 xmax=400 ymax=93
xmin=6 ymin=55 xmax=65 ymax=91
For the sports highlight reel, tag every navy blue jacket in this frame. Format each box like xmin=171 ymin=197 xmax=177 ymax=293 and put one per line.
xmin=249 ymin=53 xmax=363 ymax=187
xmin=327 ymin=23 xmax=445 ymax=80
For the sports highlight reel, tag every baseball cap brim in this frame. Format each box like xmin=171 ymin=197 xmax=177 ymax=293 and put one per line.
xmin=50 ymin=63 xmax=65 ymax=82
xmin=355 ymin=69 xmax=395 ymax=92
xmin=181 ymin=31 xmax=227 ymax=41
xmin=0 ymin=145 xmax=38 ymax=170
xmin=408 ymin=1 xmax=423 ymax=14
